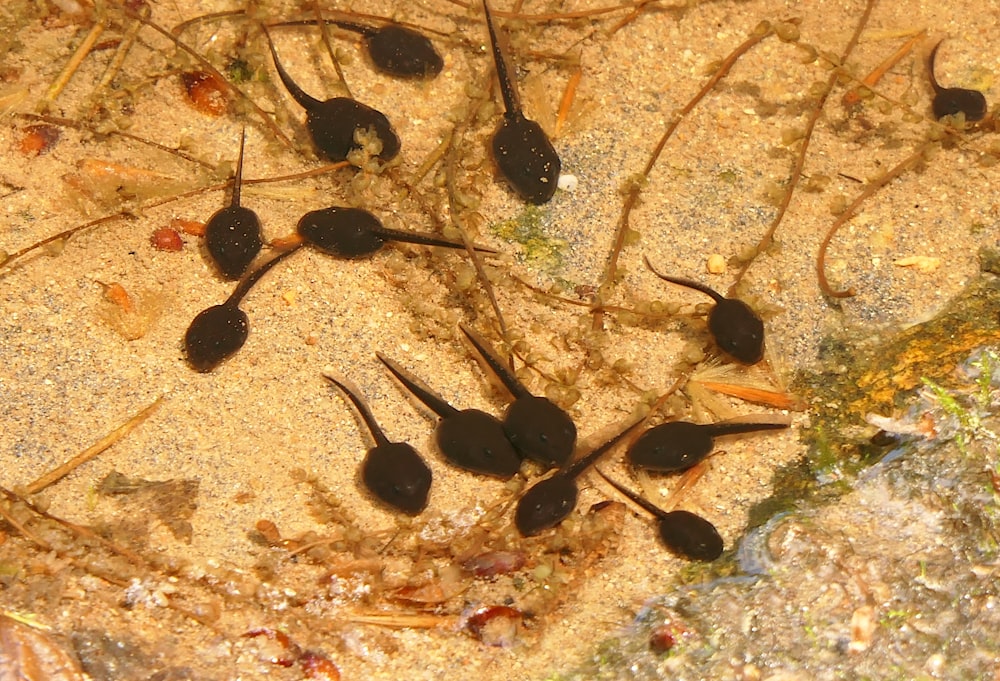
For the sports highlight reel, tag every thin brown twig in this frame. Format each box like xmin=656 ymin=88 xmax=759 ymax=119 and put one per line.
xmin=17 ymin=112 xmax=215 ymax=169
xmin=25 ymin=397 xmax=164 ymax=494
xmin=38 ymin=17 xmax=105 ymax=112
xmin=816 ymin=139 xmax=935 ymax=298
xmin=445 ymin=74 xmax=509 ymax=340
xmin=731 ymin=0 xmax=878 ymax=293
xmin=0 ymin=161 xmax=348 ymax=276
xmin=594 ymin=23 xmax=772 ymax=331
xmin=0 ymin=486 xmax=147 ymax=567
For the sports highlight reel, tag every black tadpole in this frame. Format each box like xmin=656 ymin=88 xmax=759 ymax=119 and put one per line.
xmin=324 ymin=374 xmax=432 ymax=515
xmin=267 ymin=19 xmax=443 ymax=79
xmin=644 ymin=256 xmax=764 ymax=365
xmin=184 ymin=245 xmax=301 ymax=373
xmin=628 ymin=419 xmax=789 ymax=473
xmin=377 ymin=353 xmax=521 ymax=479
xmin=514 ymin=419 xmax=642 ymax=536
xmin=596 ymin=469 xmax=723 ymax=561
xmin=928 ymin=40 xmax=987 ymax=122
xmin=333 ymin=21 xmax=443 ymax=79
xmin=204 ymin=130 xmax=263 ymax=279
xmin=459 ymin=324 xmax=576 ymax=468
xmin=264 ymin=27 xmax=400 ymax=162
xmin=296 ymin=206 xmax=494 ymax=258
xmin=482 ymin=0 xmax=560 ymax=204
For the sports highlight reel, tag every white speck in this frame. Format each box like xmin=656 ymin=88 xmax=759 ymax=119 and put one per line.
xmin=557 ymin=174 xmax=578 ymax=192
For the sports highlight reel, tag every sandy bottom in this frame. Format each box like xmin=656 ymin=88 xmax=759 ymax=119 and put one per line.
xmin=1 ymin=1 xmax=998 ymax=679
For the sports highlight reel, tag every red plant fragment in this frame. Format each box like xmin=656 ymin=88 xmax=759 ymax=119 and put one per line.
xmin=466 ymin=605 xmax=523 ymax=646
xmin=18 ymin=124 xmax=61 ymax=156
xmin=171 ymin=217 xmax=206 ymax=237
xmin=181 ymin=70 xmax=228 ymax=116
xmin=151 ymin=227 xmax=183 ymax=251
xmin=300 ymin=651 xmax=341 ymax=680
xmin=243 ymin=628 xmax=300 ymax=667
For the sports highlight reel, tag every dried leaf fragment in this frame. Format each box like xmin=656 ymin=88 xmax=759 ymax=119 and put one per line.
xmin=894 ymin=255 xmax=941 ymax=273
xmin=0 ymin=614 xmax=86 ymax=681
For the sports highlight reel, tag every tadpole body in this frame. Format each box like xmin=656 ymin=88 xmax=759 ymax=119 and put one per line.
xmin=459 ymin=325 xmax=576 ymax=468
xmin=204 ymin=131 xmax=262 ymax=280
xmin=377 ymin=353 xmax=521 ymax=479
xmin=597 ymin=470 xmax=723 ymax=561
xmin=268 ymin=19 xmax=443 ymax=79
xmin=628 ymin=419 xmax=789 ymax=473
xmin=334 ymin=21 xmax=443 ymax=79
xmin=482 ymin=0 xmax=560 ymax=204
xmin=645 ymin=256 xmax=764 ymax=365
xmin=265 ymin=29 xmax=400 ymax=162
xmin=324 ymin=375 xmax=432 ymax=515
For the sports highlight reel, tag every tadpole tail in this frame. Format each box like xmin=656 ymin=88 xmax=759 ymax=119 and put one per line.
xmin=265 ymin=18 xmax=375 ymax=37
xmin=563 ymin=419 xmax=644 ymax=479
xmin=595 ymin=468 xmax=666 ymax=520
xmin=263 ymin=25 xmax=324 ymax=112
xmin=376 ymin=226 xmax=496 ymax=253
xmin=482 ymin=0 xmax=520 ymax=116
xmin=323 ymin=374 xmax=391 ymax=446
xmin=226 ymin=244 xmax=301 ymax=306
xmin=706 ymin=420 xmax=789 ymax=438
xmin=376 ymin=352 xmax=460 ymax=419
xmin=459 ymin=324 xmax=531 ymax=399
xmin=928 ymin=39 xmax=944 ymax=94
xmin=232 ymin=128 xmax=246 ymax=207
xmin=643 ymin=255 xmax=725 ymax=303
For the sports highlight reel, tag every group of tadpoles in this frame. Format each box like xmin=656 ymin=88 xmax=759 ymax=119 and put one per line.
xmin=182 ymin=2 xmax=792 ymax=563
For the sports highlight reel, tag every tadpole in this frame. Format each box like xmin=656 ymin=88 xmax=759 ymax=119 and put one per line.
xmin=377 ymin=353 xmax=522 ymax=478
xmin=928 ymin=40 xmax=987 ymax=122
xmin=482 ymin=0 xmax=561 ymax=204
xmin=324 ymin=374 xmax=432 ymax=515
xmin=267 ymin=19 xmax=443 ymax=79
xmin=204 ymin=130 xmax=263 ymax=279
xmin=514 ymin=419 xmax=641 ymax=536
xmin=628 ymin=419 xmax=789 ymax=473
xmin=296 ymin=206 xmax=494 ymax=258
xmin=264 ymin=27 xmax=400 ymax=162
xmin=459 ymin=324 xmax=576 ymax=468
xmin=184 ymin=245 xmax=300 ymax=372
xmin=596 ymin=469 xmax=723 ymax=561
xmin=645 ymin=256 xmax=764 ymax=365
xmin=331 ymin=21 xmax=443 ymax=79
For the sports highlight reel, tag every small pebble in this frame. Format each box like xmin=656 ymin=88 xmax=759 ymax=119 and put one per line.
xmin=557 ymin=174 xmax=578 ymax=192
xmin=706 ymin=253 xmax=726 ymax=273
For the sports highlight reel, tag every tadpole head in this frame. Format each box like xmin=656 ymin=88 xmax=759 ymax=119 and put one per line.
xmin=297 ymin=207 xmax=386 ymax=258
xmin=204 ymin=206 xmax=263 ymax=279
xmin=184 ymin=303 xmax=248 ymax=372
xmin=503 ymin=395 xmax=577 ymax=469
xmin=658 ymin=510 xmax=723 ymax=561
xmin=708 ymin=299 xmax=764 ymax=364
xmin=627 ymin=421 xmax=714 ymax=473
xmin=436 ymin=409 xmax=522 ymax=479
xmin=362 ymin=442 xmax=432 ymax=515
xmin=514 ymin=474 xmax=578 ymax=536
xmin=491 ymin=114 xmax=560 ymax=205
xmin=366 ymin=25 xmax=443 ymax=79
xmin=306 ymin=98 xmax=401 ymax=162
